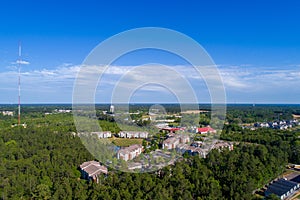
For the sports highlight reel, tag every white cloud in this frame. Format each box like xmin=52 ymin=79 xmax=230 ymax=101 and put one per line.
xmin=14 ymin=60 xmax=30 ymax=65
xmin=0 ymin=63 xmax=299 ymax=103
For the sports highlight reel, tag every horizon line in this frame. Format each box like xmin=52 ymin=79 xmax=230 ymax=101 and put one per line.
xmin=0 ymin=102 xmax=300 ymax=105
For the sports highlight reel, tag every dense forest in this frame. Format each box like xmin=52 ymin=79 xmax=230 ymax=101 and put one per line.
xmin=221 ymin=125 xmax=300 ymax=164
xmin=0 ymin=104 xmax=300 ymax=199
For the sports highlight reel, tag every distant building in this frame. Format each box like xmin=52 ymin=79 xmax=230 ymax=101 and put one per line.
xmin=91 ymin=131 xmax=112 ymax=138
xmin=118 ymin=131 xmax=149 ymax=138
xmin=110 ymin=105 xmax=115 ymax=113
xmin=117 ymin=144 xmax=143 ymax=161
xmin=55 ymin=109 xmax=71 ymax=113
xmin=181 ymin=110 xmax=209 ymax=114
xmin=2 ymin=111 xmax=14 ymax=116
xmin=155 ymin=123 xmax=169 ymax=129
xmin=161 ymin=127 xmax=185 ymax=133
xmin=79 ymin=161 xmax=108 ymax=183
xmin=265 ymin=178 xmax=300 ymax=200
xmin=252 ymin=119 xmax=299 ymax=130
xmin=197 ymin=126 xmax=216 ymax=134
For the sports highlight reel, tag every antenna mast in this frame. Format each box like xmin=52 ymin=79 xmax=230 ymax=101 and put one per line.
xmin=18 ymin=43 xmax=21 ymax=125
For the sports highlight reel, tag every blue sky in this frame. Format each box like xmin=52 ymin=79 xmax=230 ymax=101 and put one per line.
xmin=0 ymin=0 xmax=300 ymax=103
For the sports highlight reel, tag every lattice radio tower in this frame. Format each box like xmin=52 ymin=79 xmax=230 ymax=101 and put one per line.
xmin=17 ymin=43 xmax=22 ymax=125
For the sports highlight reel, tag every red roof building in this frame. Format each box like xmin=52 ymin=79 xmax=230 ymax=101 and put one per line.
xmin=161 ymin=127 xmax=185 ymax=133
xmin=197 ymin=126 xmax=216 ymax=134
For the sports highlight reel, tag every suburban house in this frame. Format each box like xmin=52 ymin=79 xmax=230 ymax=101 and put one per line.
xmin=91 ymin=131 xmax=112 ymax=138
xmin=117 ymin=144 xmax=143 ymax=161
xmin=197 ymin=126 xmax=216 ymax=134
xmin=118 ymin=131 xmax=149 ymax=138
xmin=265 ymin=178 xmax=300 ymax=200
xmin=162 ymin=134 xmax=190 ymax=150
xmin=79 ymin=161 xmax=108 ymax=183
xmin=253 ymin=119 xmax=299 ymax=130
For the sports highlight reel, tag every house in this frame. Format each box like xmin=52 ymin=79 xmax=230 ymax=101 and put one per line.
xmin=260 ymin=122 xmax=270 ymax=128
xmin=197 ymin=126 xmax=216 ymax=134
xmin=91 ymin=131 xmax=112 ymax=138
xmin=79 ymin=161 xmax=108 ymax=183
xmin=55 ymin=109 xmax=72 ymax=113
xmin=118 ymin=131 xmax=127 ymax=138
xmin=265 ymin=178 xmax=300 ymax=200
xmin=117 ymin=144 xmax=143 ymax=161
xmin=118 ymin=131 xmax=149 ymax=138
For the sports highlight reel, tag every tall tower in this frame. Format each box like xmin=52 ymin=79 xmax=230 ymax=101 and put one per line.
xmin=17 ymin=43 xmax=21 ymax=125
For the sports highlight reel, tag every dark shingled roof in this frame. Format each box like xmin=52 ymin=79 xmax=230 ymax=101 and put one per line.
xmin=291 ymin=175 xmax=300 ymax=183
xmin=80 ymin=161 xmax=108 ymax=177
xmin=265 ymin=178 xmax=299 ymax=197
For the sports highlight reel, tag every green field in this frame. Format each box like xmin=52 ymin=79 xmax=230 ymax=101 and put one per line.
xmin=109 ymin=136 xmax=143 ymax=147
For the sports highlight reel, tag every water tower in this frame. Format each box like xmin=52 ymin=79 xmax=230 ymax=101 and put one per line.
xmin=110 ymin=105 xmax=115 ymax=113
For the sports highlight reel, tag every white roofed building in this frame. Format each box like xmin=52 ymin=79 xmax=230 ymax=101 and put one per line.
xmin=118 ymin=131 xmax=149 ymax=138
xmin=91 ymin=131 xmax=112 ymax=138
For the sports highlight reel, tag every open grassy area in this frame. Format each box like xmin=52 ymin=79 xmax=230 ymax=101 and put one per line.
xmin=109 ymin=136 xmax=143 ymax=147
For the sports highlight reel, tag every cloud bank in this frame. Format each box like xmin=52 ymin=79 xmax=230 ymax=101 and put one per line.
xmin=0 ymin=64 xmax=299 ymax=103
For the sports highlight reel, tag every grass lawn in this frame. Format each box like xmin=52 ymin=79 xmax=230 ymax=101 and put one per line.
xmin=109 ymin=136 xmax=143 ymax=147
